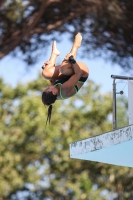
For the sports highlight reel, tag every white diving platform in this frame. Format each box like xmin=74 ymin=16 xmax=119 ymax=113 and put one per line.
xmin=70 ymin=124 xmax=133 ymax=167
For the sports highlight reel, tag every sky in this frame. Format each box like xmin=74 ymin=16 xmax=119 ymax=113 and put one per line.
xmin=0 ymin=33 xmax=127 ymax=96
xmin=0 ymin=34 xmax=132 ymax=168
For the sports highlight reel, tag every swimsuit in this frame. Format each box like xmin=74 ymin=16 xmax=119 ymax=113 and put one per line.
xmin=54 ymin=76 xmax=88 ymax=100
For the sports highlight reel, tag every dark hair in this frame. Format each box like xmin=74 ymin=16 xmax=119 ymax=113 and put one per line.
xmin=42 ymin=91 xmax=57 ymax=125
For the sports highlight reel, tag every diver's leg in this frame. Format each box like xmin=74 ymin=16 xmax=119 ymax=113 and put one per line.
xmin=42 ymin=41 xmax=60 ymax=79
xmin=49 ymin=40 xmax=60 ymax=63
xmin=65 ymin=32 xmax=82 ymax=59
xmin=59 ymin=33 xmax=82 ymax=75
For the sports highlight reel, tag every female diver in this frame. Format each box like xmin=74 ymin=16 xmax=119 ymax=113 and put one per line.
xmin=41 ymin=33 xmax=89 ymax=124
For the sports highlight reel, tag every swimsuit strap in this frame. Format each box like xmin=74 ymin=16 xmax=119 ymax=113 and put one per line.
xmin=54 ymin=82 xmax=78 ymax=100
xmin=75 ymin=85 xmax=79 ymax=92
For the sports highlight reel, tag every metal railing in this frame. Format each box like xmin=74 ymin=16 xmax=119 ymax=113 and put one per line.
xmin=111 ymin=75 xmax=133 ymax=130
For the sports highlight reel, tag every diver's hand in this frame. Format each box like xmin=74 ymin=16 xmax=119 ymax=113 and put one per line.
xmin=68 ymin=55 xmax=76 ymax=64
xmin=42 ymin=61 xmax=53 ymax=69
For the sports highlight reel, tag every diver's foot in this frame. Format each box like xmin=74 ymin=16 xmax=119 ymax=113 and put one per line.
xmin=73 ymin=32 xmax=82 ymax=49
xmin=52 ymin=41 xmax=60 ymax=56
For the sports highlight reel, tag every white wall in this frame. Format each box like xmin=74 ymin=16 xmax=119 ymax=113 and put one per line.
xmin=128 ymin=80 xmax=133 ymax=125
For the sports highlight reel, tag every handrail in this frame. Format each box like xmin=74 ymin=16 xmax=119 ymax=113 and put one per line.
xmin=111 ymin=75 xmax=133 ymax=80
xmin=111 ymin=75 xmax=133 ymax=130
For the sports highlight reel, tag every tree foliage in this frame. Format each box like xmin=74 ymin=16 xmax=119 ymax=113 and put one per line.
xmin=0 ymin=75 xmax=133 ymax=200
xmin=0 ymin=0 xmax=133 ymax=70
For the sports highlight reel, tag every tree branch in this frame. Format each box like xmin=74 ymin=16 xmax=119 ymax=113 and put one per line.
xmin=0 ymin=0 xmax=6 ymax=9
xmin=0 ymin=0 xmax=51 ymax=58
xmin=0 ymin=5 xmax=88 ymax=59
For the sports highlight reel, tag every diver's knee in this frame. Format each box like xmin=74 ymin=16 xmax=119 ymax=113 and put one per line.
xmin=42 ymin=69 xmax=49 ymax=79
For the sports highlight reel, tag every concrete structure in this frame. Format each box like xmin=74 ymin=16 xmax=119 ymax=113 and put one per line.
xmin=70 ymin=124 xmax=133 ymax=167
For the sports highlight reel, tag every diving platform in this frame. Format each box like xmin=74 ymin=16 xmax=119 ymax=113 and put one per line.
xmin=70 ymin=124 xmax=133 ymax=167
xmin=70 ymin=75 xmax=133 ymax=167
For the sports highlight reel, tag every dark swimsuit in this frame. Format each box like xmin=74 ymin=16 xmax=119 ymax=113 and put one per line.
xmin=54 ymin=76 xmax=88 ymax=100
